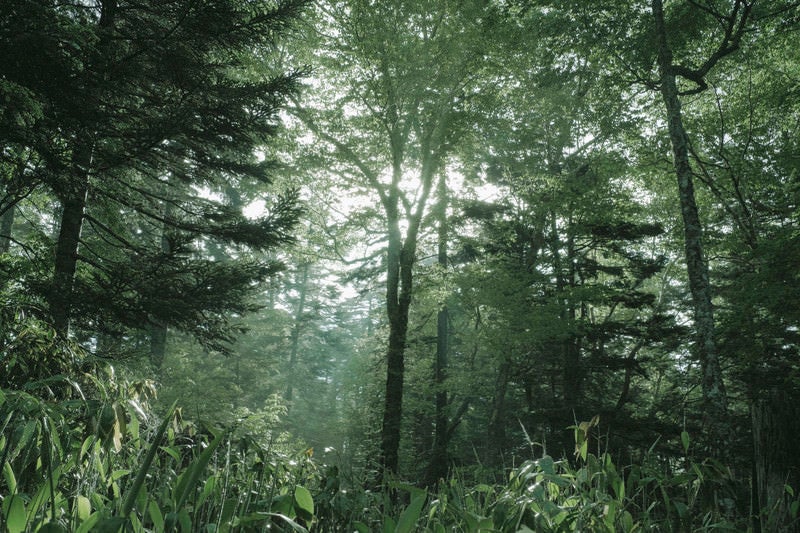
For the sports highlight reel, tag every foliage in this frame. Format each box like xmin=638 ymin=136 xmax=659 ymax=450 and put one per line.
xmin=2 ymin=306 xmax=799 ymax=531
xmin=0 ymin=357 xmax=319 ymax=532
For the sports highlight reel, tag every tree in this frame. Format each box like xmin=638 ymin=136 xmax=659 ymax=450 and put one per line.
xmin=288 ymin=0 xmax=493 ymax=476
xmin=0 ymin=0 xmax=306 ymax=350
xmin=648 ymin=0 xmax=755 ymax=453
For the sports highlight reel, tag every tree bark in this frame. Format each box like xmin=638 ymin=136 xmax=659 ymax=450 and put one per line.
xmin=651 ymin=0 xmax=729 ymax=449
xmin=150 ymin=196 xmax=172 ymax=369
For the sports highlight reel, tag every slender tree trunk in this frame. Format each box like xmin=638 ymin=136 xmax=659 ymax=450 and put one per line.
xmin=425 ymin=173 xmax=450 ymax=485
xmin=149 ymin=324 xmax=167 ymax=368
xmin=487 ymin=359 xmax=510 ymax=467
xmin=379 ymin=142 xmax=437 ymax=476
xmin=561 ymin=214 xmax=583 ymax=414
xmin=652 ymin=0 xmax=729 ymax=448
xmin=286 ymin=262 xmax=310 ymax=407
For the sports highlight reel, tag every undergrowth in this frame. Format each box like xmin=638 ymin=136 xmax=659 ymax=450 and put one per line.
xmin=2 ymin=313 xmax=798 ymax=531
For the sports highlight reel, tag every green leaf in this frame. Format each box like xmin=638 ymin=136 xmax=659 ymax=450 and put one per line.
xmin=271 ymin=493 xmax=294 ymax=516
xmin=234 ymin=513 xmax=308 ymax=532
xmin=3 ymin=460 xmax=17 ymax=494
xmin=197 ymin=474 xmax=218 ymax=509
xmin=89 ymin=516 xmax=127 ymax=533
xmin=680 ymin=431 xmax=690 ymax=454
xmin=293 ymin=485 xmax=314 ymax=519
xmin=5 ymin=495 xmax=26 ymax=533
xmin=11 ymin=420 xmax=38 ymax=460
xmin=538 ymin=456 xmax=556 ymax=475
xmin=37 ymin=521 xmax=69 ymax=533
xmin=74 ymin=511 xmax=102 ymax=533
xmin=149 ymin=500 xmax=165 ymax=532
xmin=160 ymin=445 xmax=181 ymax=463
xmin=395 ymin=490 xmax=426 ymax=533
xmin=75 ymin=495 xmax=91 ymax=521
xmin=177 ymin=509 xmax=192 ymax=532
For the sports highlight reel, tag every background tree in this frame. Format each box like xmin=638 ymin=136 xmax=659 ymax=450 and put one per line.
xmin=0 ymin=0 xmax=305 ymax=352
xmin=287 ymin=0 xmax=495 ymax=476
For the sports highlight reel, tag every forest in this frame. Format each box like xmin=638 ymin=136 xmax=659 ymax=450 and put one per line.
xmin=1 ymin=0 xmax=799 ymax=531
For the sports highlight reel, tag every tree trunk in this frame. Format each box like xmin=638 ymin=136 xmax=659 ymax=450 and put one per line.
xmin=487 ymin=359 xmax=510 ymax=467
xmin=379 ymin=146 xmax=438 ymax=476
xmin=751 ymin=389 xmax=800 ymax=532
xmin=50 ymin=173 xmax=89 ymax=336
xmin=285 ymin=262 xmax=310 ymax=408
xmin=50 ymin=1 xmax=115 ymax=336
xmin=380 ymin=211 xmax=413 ymax=476
xmin=651 ymin=0 xmax=729 ymax=449
xmin=425 ymin=172 xmax=450 ymax=486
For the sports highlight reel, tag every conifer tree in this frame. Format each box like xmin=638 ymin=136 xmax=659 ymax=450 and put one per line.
xmin=0 ymin=0 xmax=306 ymax=350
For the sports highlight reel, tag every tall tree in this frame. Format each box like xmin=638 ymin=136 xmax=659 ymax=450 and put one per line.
xmin=288 ymin=0 xmax=492 ymax=476
xmin=649 ymin=0 xmax=753 ymax=453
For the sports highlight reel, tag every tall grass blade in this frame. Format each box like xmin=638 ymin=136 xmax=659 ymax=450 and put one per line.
xmin=120 ymin=401 xmax=178 ymax=519
xmin=173 ymin=429 xmax=227 ymax=511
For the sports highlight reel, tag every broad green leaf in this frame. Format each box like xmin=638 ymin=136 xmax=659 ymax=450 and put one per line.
xmin=219 ymin=497 xmax=238 ymax=525
xmin=75 ymin=495 xmax=91 ymax=521
xmin=271 ymin=493 xmax=293 ymax=517
xmin=196 ymin=474 xmax=218 ymax=509
xmin=395 ymin=490 xmax=426 ymax=533
xmin=111 ymin=469 xmax=131 ymax=481
xmin=604 ymin=500 xmax=617 ymax=531
xmin=10 ymin=420 xmax=38 ymax=460
xmin=148 ymin=500 xmax=164 ymax=532
xmin=177 ymin=508 xmax=191 ymax=532
xmin=293 ymin=485 xmax=314 ymax=519
xmin=5 ymin=495 xmax=26 ymax=533
xmin=36 ymin=520 xmax=69 ymax=533
xmin=538 ymin=456 xmax=556 ymax=475
xmin=160 ymin=445 xmax=181 ymax=463
xmin=680 ymin=431 xmax=690 ymax=454
xmin=93 ymin=516 xmax=128 ymax=533
xmin=478 ymin=517 xmax=494 ymax=531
